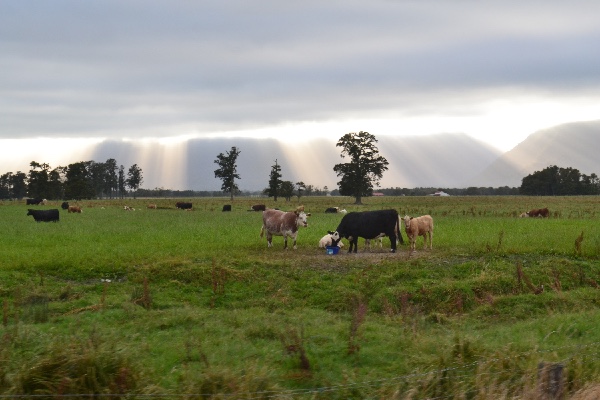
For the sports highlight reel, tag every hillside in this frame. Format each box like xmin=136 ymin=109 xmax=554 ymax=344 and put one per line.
xmin=470 ymin=120 xmax=600 ymax=187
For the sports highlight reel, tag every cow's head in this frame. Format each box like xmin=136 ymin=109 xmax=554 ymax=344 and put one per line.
xmin=328 ymin=230 xmax=341 ymax=246
xmin=403 ymin=215 xmax=412 ymax=227
xmin=519 ymin=212 xmax=529 ymax=218
xmin=296 ymin=211 xmax=308 ymax=227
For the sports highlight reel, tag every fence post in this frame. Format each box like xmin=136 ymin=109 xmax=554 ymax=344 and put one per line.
xmin=537 ymin=362 xmax=564 ymax=400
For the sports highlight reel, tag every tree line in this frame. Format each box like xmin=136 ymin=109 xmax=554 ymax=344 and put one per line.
xmin=0 ymin=159 xmax=143 ymax=200
xmin=2 ymin=134 xmax=598 ymax=201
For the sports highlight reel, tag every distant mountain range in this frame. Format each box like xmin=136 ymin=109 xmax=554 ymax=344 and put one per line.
xmin=89 ymin=120 xmax=600 ymax=191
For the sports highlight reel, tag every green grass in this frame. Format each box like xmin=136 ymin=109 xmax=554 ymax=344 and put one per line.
xmin=1 ymin=196 xmax=600 ymax=398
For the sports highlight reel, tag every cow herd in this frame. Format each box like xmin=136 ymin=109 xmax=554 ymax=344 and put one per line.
xmin=21 ymin=198 xmax=550 ymax=255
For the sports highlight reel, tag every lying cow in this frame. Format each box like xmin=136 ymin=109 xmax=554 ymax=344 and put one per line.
xmin=260 ymin=209 xmax=308 ymax=249
xmin=403 ymin=215 xmax=434 ymax=253
xmin=251 ymin=204 xmax=266 ymax=212
xmin=325 ymin=207 xmax=339 ymax=213
xmin=520 ymin=208 xmax=550 ymax=218
xmin=68 ymin=205 xmax=82 ymax=213
xmin=222 ymin=205 xmax=232 ymax=212
xmin=329 ymin=209 xmax=403 ymax=253
xmin=147 ymin=203 xmax=157 ymax=209
xmin=318 ymin=233 xmax=344 ymax=248
xmin=61 ymin=201 xmax=69 ymax=210
xmin=27 ymin=209 xmax=60 ymax=222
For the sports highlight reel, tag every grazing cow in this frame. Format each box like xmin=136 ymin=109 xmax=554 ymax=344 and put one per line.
xmin=147 ymin=203 xmax=157 ymax=209
xmin=521 ymin=207 xmax=550 ymax=218
xmin=61 ymin=201 xmax=69 ymax=210
xmin=330 ymin=209 xmax=403 ymax=253
xmin=318 ymin=233 xmax=344 ymax=248
xmin=176 ymin=202 xmax=193 ymax=210
xmin=325 ymin=207 xmax=339 ymax=213
xmin=251 ymin=204 xmax=266 ymax=212
xmin=222 ymin=204 xmax=232 ymax=212
xmin=26 ymin=198 xmax=44 ymax=205
xmin=260 ymin=209 xmax=308 ymax=249
xmin=403 ymin=215 xmax=434 ymax=253
xmin=68 ymin=205 xmax=82 ymax=213
xmin=27 ymin=209 xmax=60 ymax=222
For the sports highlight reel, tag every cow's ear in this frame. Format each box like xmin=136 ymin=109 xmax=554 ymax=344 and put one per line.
xmin=328 ymin=231 xmax=335 ymax=235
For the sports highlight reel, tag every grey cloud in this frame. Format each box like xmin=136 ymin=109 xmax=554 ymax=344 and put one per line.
xmin=2 ymin=1 xmax=600 ymax=140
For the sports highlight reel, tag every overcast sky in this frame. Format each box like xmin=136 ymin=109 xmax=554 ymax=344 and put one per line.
xmin=2 ymin=1 xmax=600 ymax=175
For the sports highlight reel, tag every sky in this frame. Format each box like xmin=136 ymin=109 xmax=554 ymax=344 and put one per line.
xmin=2 ymin=1 xmax=600 ymax=187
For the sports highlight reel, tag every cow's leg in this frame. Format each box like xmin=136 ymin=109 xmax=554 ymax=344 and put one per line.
xmin=351 ymin=238 xmax=358 ymax=253
xmin=430 ymin=231 xmax=433 ymax=249
xmin=267 ymin=233 xmax=273 ymax=247
xmin=292 ymin=234 xmax=297 ymax=250
xmin=283 ymin=234 xmax=288 ymax=249
xmin=390 ymin=234 xmax=397 ymax=253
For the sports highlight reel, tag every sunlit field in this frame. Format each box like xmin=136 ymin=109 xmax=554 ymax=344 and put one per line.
xmin=1 ymin=195 xmax=600 ymax=399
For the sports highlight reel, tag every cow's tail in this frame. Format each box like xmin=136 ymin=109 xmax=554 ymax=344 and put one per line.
xmin=259 ymin=224 xmax=265 ymax=238
xmin=396 ymin=215 xmax=404 ymax=245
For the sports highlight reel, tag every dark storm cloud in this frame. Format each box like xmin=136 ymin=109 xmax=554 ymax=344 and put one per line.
xmin=2 ymin=1 xmax=600 ymax=139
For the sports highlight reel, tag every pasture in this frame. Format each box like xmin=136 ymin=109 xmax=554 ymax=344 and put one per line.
xmin=1 ymin=195 xmax=600 ymax=399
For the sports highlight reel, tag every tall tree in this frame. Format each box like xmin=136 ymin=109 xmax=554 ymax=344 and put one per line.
xmin=296 ymin=181 xmax=306 ymax=200
xmin=27 ymin=161 xmax=51 ymax=199
xmin=10 ymin=172 xmax=27 ymax=199
xmin=104 ymin=158 xmax=118 ymax=199
xmin=266 ymin=159 xmax=283 ymax=201
xmin=213 ymin=146 xmax=241 ymax=201
xmin=64 ymin=161 xmax=95 ymax=200
xmin=333 ymin=131 xmax=389 ymax=204
xmin=126 ymin=164 xmax=144 ymax=198
xmin=118 ymin=165 xmax=126 ymax=199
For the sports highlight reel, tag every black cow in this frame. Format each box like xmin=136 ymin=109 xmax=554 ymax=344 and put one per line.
xmin=27 ymin=209 xmax=60 ymax=222
xmin=222 ymin=205 xmax=232 ymax=212
xmin=176 ymin=202 xmax=193 ymax=210
xmin=251 ymin=204 xmax=266 ymax=212
xmin=330 ymin=209 xmax=403 ymax=253
xmin=26 ymin=198 xmax=44 ymax=205
xmin=325 ymin=207 xmax=338 ymax=213
xmin=61 ymin=201 xmax=69 ymax=210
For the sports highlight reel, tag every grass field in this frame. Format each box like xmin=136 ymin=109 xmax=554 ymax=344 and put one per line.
xmin=1 ymin=195 xmax=600 ymax=399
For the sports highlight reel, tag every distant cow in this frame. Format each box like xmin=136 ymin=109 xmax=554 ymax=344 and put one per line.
xmin=330 ymin=209 xmax=403 ymax=253
xmin=27 ymin=209 xmax=59 ymax=222
xmin=325 ymin=207 xmax=339 ymax=213
xmin=403 ymin=215 xmax=434 ymax=253
xmin=520 ymin=208 xmax=550 ymax=218
xmin=26 ymin=198 xmax=44 ymax=205
xmin=176 ymin=202 xmax=193 ymax=210
xmin=251 ymin=204 xmax=266 ymax=212
xmin=61 ymin=201 xmax=69 ymax=210
xmin=68 ymin=206 xmax=82 ymax=213
xmin=260 ymin=209 xmax=308 ymax=249
xmin=147 ymin=203 xmax=157 ymax=209
xmin=222 ymin=205 xmax=232 ymax=212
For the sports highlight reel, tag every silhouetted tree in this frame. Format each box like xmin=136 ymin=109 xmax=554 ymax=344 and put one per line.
xmin=126 ymin=164 xmax=143 ymax=198
xmin=520 ymin=165 xmax=599 ymax=195
xmin=118 ymin=165 xmax=126 ymax=198
xmin=64 ymin=161 xmax=95 ymax=200
xmin=280 ymin=181 xmax=295 ymax=201
xmin=296 ymin=181 xmax=306 ymax=200
xmin=266 ymin=159 xmax=283 ymax=201
xmin=27 ymin=161 xmax=51 ymax=199
xmin=214 ymin=146 xmax=241 ymax=201
xmin=333 ymin=131 xmax=389 ymax=204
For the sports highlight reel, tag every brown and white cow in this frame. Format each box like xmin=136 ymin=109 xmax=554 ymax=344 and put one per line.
xmin=68 ymin=205 xmax=82 ymax=213
xmin=260 ymin=209 xmax=308 ymax=249
xmin=520 ymin=208 xmax=550 ymax=218
xmin=403 ymin=214 xmax=433 ymax=253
